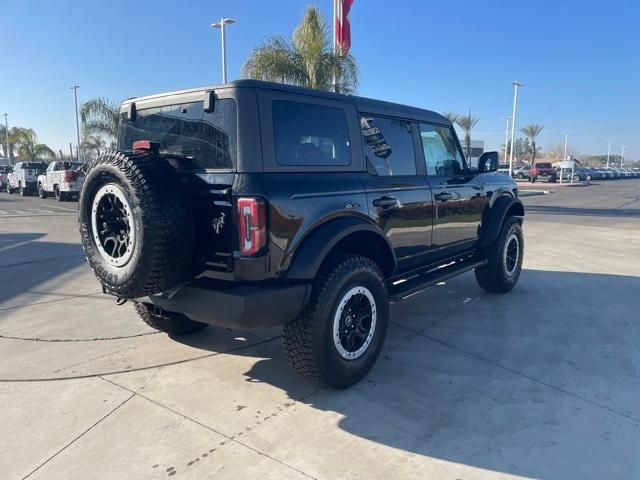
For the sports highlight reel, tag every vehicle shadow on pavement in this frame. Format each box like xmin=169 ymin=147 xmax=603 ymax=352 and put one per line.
xmin=0 ymin=233 xmax=87 ymax=307
xmin=196 ymin=269 xmax=639 ymax=480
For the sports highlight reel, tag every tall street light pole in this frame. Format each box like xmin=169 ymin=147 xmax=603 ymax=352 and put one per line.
xmin=508 ymin=81 xmax=523 ymax=177
xmin=70 ymin=84 xmax=83 ymax=162
xmin=560 ymin=131 xmax=569 ymax=184
xmin=502 ymin=116 xmax=511 ymax=163
xmin=620 ymin=145 xmax=627 ymax=168
xmin=210 ymin=18 xmax=236 ymax=84
xmin=606 ymin=139 xmax=614 ymax=167
xmin=3 ymin=113 xmax=10 ymax=165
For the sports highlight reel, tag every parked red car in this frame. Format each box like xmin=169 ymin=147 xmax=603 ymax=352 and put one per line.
xmin=530 ymin=162 xmax=557 ymax=183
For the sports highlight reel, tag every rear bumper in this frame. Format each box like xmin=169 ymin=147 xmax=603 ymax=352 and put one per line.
xmin=139 ymin=279 xmax=311 ymax=329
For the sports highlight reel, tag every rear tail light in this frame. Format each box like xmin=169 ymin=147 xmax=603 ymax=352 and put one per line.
xmin=64 ymin=171 xmax=77 ymax=182
xmin=236 ymin=197 xmax=266 ymax=257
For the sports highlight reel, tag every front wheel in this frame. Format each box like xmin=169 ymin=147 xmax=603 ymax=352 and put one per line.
xmin=19 ymin=184 xmax=27 ymax=196
xmin=284 ymin=255 xmax=389 ymax=389
xmin=38 ymin=184 xmax=47 ymax=199
xmin=475 ymin=217 xmax=524 ymax=294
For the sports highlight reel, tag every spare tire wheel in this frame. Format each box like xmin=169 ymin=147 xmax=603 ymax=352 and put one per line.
xmin=78 ymin=150 xmax=194 ymax=299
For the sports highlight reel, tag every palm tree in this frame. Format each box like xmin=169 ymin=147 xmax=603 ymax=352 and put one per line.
xmin=520 ymin=124 xmax=544 ymax=163
xmin=442 ymin=112 xmax=461 ymax=124
xmin=1 ymin=126 xmax=32 ymax=161
xmin=455 ymin=114 xmax=480 ymax=158
xmin=16 ymin=129 xmax=55 ymax=160
xmin=80 ymin=97 xmax=120 ymax=147
xmin=242 ymin=6 xmax=359 ymax=93
xmin=81 ymin=134 xmax=107 ymax=160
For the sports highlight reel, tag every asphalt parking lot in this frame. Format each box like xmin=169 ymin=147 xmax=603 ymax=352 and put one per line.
xmin=1 ymin=180 xmax=639 ymax=480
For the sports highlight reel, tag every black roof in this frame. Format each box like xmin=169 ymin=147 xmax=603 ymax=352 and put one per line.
xmin=122 ymin=79 xmax=449 ymax=125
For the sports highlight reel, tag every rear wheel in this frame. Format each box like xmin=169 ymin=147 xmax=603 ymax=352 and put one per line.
xmin=38 ymin=183 xmax=47 ymax=199
xmin=19 ymin=183 xmax=27 ymax=196
xmin=475 ymin=217 xmax=523 ymax=294
xmin=54 ymin=185 xmax=66 ymax=201
xmin=284 ymin=255 xmax=389 ymax=389
xmin=134 ymin=303 xmax=208 ymax=335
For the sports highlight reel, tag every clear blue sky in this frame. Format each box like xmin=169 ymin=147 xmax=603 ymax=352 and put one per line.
xmin=2 ymin=0 xmax=638 ymax=159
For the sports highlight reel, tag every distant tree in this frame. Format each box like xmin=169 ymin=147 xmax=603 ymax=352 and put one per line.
xmin=520 ymin=124 xmax=544 ymax=164
xmin=504 ymin=137 xmax=540 ymax=163
xmin=547 ymin=144 xmax=579 ymax=161
xmin=455 ymin=114 xmax=480 ymax=158
xmin=242 ymin=6 xmax=359 ymax=93
xmin=441 ymin=112 xmax=461 ymax=124
xmin=80 ymin=97 xmax=120 ymax=148
xmin=16 ymin=129 xmax=55 ymax=160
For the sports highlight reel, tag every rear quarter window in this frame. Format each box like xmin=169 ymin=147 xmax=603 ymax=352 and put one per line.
xmin=272 ymin=100 xmax=351 ymax=166
xmin=118 ymin=99 xmax=237 ymax=170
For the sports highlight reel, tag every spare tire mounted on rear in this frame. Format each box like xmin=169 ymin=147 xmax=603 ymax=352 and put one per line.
xmin=79 ymin=150 xmax=194 ymax=299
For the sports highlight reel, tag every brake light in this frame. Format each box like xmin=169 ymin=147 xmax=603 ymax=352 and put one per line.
xmin=64 ymin=171 xmax=77 ymax=182
xmin=236 ymin=197 xmax=266 ymax=257
xmin=132 ymin=140 xmax=160 ymax=153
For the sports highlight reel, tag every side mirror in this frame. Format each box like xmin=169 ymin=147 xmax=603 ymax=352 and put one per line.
xmin=477 ymin=151 xmax=499 ymax=173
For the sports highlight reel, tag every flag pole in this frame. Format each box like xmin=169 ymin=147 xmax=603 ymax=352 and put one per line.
xmin=333 ymin=0 xmax=337 ymax=92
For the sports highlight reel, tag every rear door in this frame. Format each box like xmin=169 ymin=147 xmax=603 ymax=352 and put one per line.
xmin=419 ymin=123 xmax=486 ymax=252
xmin=359 ymin=114 xmax=434 ymax=272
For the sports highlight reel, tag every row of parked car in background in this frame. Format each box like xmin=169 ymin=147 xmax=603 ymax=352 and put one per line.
xmin=0 ymin=161 xmax=85 ymax=200
xmin=499 ymin=162 xmax=640 ymax=183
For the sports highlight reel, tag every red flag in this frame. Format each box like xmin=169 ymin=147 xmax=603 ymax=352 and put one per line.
xmin=335 ymin=0 xmax=354 ymax=54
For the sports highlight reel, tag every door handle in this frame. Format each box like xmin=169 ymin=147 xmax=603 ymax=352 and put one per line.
xmin=434 ymin=191 xmax=453 ymax=202
xmin=373 ymin=196 xmax=398 ymax=208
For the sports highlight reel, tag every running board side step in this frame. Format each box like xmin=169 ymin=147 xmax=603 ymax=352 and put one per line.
xmin=388 ymin=256 xmax=487 ymax=303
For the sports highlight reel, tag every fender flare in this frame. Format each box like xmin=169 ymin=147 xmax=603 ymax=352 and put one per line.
xmin=285 ymin=217 xmax=397 ymax=280
xmin=478 ymin=195 xmax=524 ymax=248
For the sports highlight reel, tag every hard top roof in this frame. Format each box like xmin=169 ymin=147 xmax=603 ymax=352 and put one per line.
xmin=121 ymin=79 xmax=450 ymax=125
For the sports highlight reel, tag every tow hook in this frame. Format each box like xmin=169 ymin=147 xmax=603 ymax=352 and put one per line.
xmin=116 ymin=297 xmax=127 ymax=306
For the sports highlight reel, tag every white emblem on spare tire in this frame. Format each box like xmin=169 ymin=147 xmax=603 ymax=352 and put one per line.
xmin=91 ymin=183 xmax=136 ymax=267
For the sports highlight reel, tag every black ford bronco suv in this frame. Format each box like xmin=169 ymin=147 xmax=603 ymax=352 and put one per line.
xmin=78 ymin=80 xmax=524 ymax=388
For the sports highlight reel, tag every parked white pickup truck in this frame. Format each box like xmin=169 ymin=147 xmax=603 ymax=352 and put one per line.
xmin=7 ymin=162 xmax=48 ymax=196
xmin=37 ymin=161 xmax=85 ymax=201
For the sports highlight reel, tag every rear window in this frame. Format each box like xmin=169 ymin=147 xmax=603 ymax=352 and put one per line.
xmin=118 ymin=99 xmax=237 ymax=170
xmin=272 ymin=100 xmax=351 ymax=166
xmin=22 ymin=162 xmax=46 ymax=171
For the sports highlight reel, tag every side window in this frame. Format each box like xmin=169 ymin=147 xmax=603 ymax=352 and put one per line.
xmin=360 ymin=115 xmax=416 ymax=176
xmin=46 ymin=163 xmax=55 ymax=172
xmin=419 ymin=124 xmax=465 ymax=176
xmin=272 ymin=100 xmax=350 ymax=166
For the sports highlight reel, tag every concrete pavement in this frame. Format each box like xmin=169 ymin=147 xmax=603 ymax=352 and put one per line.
xmin=1 ymin=180 xmax=639 ymax=479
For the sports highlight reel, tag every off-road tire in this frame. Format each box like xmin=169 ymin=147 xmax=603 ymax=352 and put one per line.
xmin=475 ymin=217 xmax=523 ymax=293
xmin=79 ymin=150 xmax=194 ymax=299
xmin=134 ymin=303 xmax=208 ymax=335
xmin=283 ymin=254 xmax=389 ymax=389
